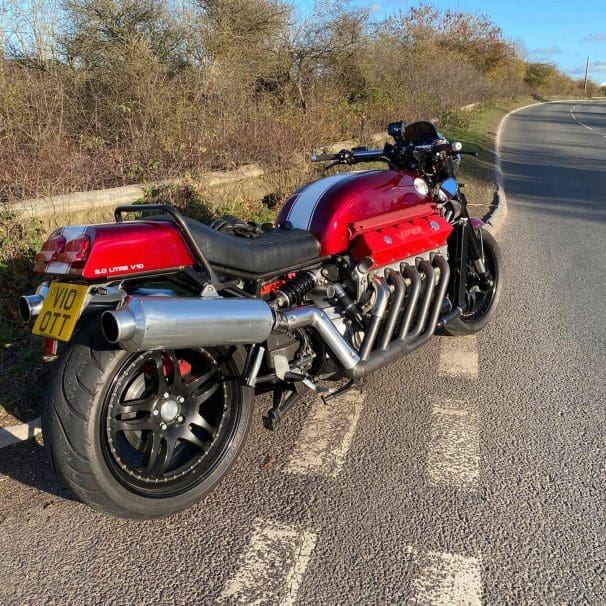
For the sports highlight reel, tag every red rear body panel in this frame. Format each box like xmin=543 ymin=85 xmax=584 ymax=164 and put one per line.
xmin=35 ymin=221 xmax=195 ymax=279
xmin=82 ymin=222 xmax=194 ymax=279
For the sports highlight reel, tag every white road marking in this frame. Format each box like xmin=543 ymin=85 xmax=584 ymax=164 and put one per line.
xmin=0 ymin=417 xmax=42 ymax=449
xmin=427 ymin=399 xmax=479 ymax=489
xmin=285 ymin=390 xmax=365 ymax=477
xmin=569 ymin=102 xmax=606 ymax=140
xmin=438 ymin=336 xmax=478 ymax=379
xmin=219 ymin=519 xmax=317 ymax=606
xmin=407 ymin=546 xmax=482 ymax=606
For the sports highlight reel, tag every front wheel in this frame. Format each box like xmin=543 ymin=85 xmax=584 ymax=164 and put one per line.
xmin=444 ymin=228 xmax=502 ymax=336
xmin=43 ymin=323 xmax=252 ymax=519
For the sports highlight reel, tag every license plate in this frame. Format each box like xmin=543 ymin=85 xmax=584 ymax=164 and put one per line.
xmin=32 ymin=282 xmax=89 ymax=342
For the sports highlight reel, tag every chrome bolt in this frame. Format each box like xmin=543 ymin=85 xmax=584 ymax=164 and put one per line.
xmin=152 ymin=409 xmax=159 ymax=416
xmin=163 ymin=392 xmax=169 ymax=398
xmin=177 ymin=415 xmax=184 ymax=423
xmin=160 ymin=423 xmax=167 ymax=430
xmin=178 ymin=396 xmax=185 ymax=403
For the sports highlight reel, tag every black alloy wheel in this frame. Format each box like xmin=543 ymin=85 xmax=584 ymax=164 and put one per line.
xmin=43 ymin=321 xmax=252 ymax=518
xmin=104 ymin=348 xmax=234 ymax=495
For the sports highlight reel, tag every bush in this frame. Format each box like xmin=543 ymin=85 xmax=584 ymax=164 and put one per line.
xmin=0 ymin=1 xmax=581 ymax=203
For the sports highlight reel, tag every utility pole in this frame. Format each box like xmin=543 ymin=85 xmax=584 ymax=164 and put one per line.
xmin=583 ymin=56 xmax=589 ymax=92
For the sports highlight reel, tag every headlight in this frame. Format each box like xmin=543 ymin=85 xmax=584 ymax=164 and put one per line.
xmin=414 ymin=178 xmax=429 ymax=196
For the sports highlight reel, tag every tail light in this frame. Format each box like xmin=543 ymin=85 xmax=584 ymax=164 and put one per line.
xmin=56 ymin=235 xmax=91 ymax=269
xmin=33 ymin=230 xmax=66 ymax=272
xmin=34 ymin=227 xmax=92 ymax=276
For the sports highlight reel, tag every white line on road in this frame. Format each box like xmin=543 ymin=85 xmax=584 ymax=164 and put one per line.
xmin=578 ymin=121 xmax=594 ymax=131
xmin=438 ymin=336 xmax=478 ymax=379
xmin=569 ymin=101 xmax=606 ymax=140
xmin=407 ymin=546 xmax=482 ymax=606
xmin=219 ymin=519 xmax=317 ymax=606
xmin=427 ymin=399 xmax=479 ymax=489
xmin=285 ymin=390 xmax=365 ymax=477
xmin=0 ymin=417 xmax=42 ymax=449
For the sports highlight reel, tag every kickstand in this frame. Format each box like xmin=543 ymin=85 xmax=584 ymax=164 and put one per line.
xmin=320 ymin=378 xmax=363 ymax=404
xmin=263 ymin=382 xmax=310 ymax=431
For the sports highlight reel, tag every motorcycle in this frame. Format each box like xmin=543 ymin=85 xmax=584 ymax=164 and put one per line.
xmin=20 ymin=119 xmax=501 ymax=518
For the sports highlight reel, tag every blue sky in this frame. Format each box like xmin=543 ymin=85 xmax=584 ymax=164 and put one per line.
xmin=300 ymin=0 xmax=606 ymax=83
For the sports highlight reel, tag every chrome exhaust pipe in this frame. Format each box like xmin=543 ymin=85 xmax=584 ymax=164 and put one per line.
xmin=102 ymin=296 xmax=275 ymax=351
xmin=19 ymin=284 xmax=49 ymax=322
xmin=358 ymin=275 xmax=390 ymax=360
xmin=274 ymin=306 xmax=360 ymax=370
xmin=379 ymin=269 xmax=406 ymax=349
xmin=405 ymin=259 xmax=435 ymax=341
xmin=397 ymin=264 xmax=422 ymax=340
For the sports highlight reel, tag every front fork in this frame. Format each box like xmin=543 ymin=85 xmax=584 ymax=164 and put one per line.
xmin=448 ymin=204 xmax=494 ymax=308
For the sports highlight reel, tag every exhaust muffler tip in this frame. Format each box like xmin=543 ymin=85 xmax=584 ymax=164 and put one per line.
xmin=101 ymin=309 xmax=136 ymax=344
xmin=19 ymin=294 xmax=44 ymax=322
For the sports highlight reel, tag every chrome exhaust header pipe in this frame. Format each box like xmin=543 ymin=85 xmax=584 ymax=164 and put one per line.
xmin=102 ymin=296 xmax=275 ymax=351
xmin=274 ymin=306 xmax=361 ymax=370
xmin=19 ymin=284 xmax=49 ymax=322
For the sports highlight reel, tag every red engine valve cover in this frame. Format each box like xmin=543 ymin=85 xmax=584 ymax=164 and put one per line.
xmin=350 ymin=211 xmax=452 ymax=268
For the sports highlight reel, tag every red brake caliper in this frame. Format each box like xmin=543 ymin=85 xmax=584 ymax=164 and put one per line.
xmin=161 ymin=354 xmax=192 ymax=382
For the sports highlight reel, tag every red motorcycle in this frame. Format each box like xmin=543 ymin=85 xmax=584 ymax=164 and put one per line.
xmin=20 ymin=120 xmax=501 ymax=518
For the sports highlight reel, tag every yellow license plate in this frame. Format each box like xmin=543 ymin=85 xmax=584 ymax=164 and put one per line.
xmin=33 ymin=282 xmax=89 ymax=342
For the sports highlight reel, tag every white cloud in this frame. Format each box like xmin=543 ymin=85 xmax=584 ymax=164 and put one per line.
xmin=582 ymin=33 xmax=606 ymax=42
xmin=532 ymin=45 xmax=562 ymax=56
xmin=567 ymin=60 xmax=606 ymax=75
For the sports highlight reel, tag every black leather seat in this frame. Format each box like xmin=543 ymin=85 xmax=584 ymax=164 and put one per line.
xmin=177 ymin=218 xmax=321 ymax=275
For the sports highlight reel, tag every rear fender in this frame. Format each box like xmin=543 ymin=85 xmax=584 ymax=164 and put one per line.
xmin=35 ymin=221 xmax=196 ymax=280
xmin=83 ymin=221 xmax=195 ymax=279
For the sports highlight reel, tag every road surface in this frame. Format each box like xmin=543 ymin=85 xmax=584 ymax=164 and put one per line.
xmin=0 ymin=100 xmax=604 ymax=604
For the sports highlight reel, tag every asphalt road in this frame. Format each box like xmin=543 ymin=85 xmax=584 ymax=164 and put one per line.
xmin=0 ymin=100 xmax=604 ymax=605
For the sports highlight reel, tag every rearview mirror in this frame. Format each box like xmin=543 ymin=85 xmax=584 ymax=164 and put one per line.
xmin=438 ymin=178 xmax=458 ymax=201
xmin=387 ymin=121 xmax=405 ymax=144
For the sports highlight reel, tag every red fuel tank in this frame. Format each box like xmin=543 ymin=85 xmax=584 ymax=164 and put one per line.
xmin=278 ymin=169 xmax=436 ymax=256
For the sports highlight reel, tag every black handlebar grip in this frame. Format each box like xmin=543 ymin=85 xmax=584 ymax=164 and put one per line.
xmin=311 ymin=152 xmax=339 ymax=162
xmin=433 ymin=142 xmax=452 ymax=153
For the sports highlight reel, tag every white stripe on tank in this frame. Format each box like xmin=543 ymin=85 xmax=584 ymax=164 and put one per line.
xmin=286 ymin=172 xmax=367 ymax=230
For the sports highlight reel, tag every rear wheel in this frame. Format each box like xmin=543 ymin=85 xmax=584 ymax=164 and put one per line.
xmin=444 ymin=228 xmax=502 ymax=335
xmin=43 ymin=323 xmax=251 ymax=519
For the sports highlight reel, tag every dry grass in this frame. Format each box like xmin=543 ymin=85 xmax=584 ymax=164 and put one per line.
xmin=1 ymin=1 xmax=585 ymax=205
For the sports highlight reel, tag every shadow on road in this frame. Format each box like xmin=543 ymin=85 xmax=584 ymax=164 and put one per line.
xmin=0 ymin=437 xmax=75 ymax=514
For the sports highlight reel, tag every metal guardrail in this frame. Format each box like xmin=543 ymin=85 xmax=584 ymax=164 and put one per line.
xmin=11 ymin=164 xmax=265 ymax=219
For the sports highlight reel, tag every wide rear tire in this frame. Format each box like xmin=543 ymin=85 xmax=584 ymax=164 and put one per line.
xmin=43 ymin=322 xmax=252 ymax=519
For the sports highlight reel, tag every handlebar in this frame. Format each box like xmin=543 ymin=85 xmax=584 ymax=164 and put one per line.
xmin=311 ymin=140 xmax=478 ymax=166
xmin=311 ymin=148 xmax=384 ymax=164
xmin=413 ymin=140 xmax=478 ymax=157
xmin=310 ymin=152 xmax=340 ymax=162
